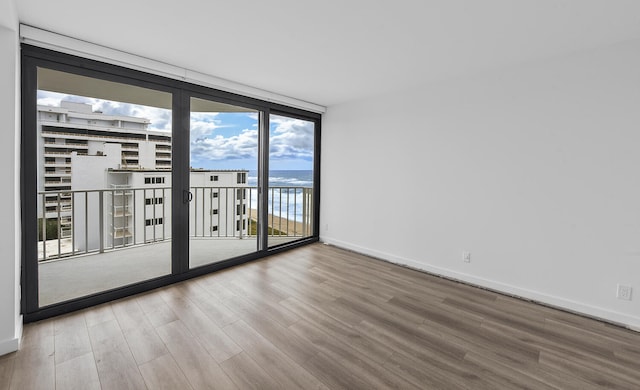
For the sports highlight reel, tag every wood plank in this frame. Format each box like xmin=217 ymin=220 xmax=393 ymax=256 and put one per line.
xmin=111 ymin=296 xmax=149 ymax=333
xmin=9 ymin=334 xmax=55 ymax=390
xmin=160 ymin=292 xmax=242 ymax=363
xmin=135 ymin=290 xmax=178 ymax=328
xmin=84 ymin=302 xmax=116 ymax=328
xmin=222 ymin=319 xmax=329 ymax=389
xmin=290 ymin=319 xmax=421 ymax=390
xmin=87 ymin=319 xmax=147 ymax=390
xmin=280 ymin=296 xmax=393 ymax=365
xmin=55 ymin=352 xmax=101 ymax=390
xmin=219 ymin=352 xmax=281 ymax=390
xmin=20 ymin=320 xmax=54 ymax=348
xmin=53 ymin=311 xmax=93 ymax=365
xmin=139 ymin=354 xmax=193 ymax=390
xmin=113 ymin=294 xmax=170 ymax=365
xmin=187 ymin=289 xmax=240 ymax=328
xmin=156 ymin=320 xmax=237 ymax=390
xmin=382 ymin=351 xmax=479 ymax=390
xmin=303 ymin=351 xmax=372 ymax=390
xmin=0 ymin=355 xmax=15 ymax=390
xmin=539 ymin=350 xmax=639 ymax=389
xmin=355 ymin=319 xmax=486 ymax=387
xmin=464 ymin=351 xmax=556 ymax=390
xmin=234 ymin=309 xmax=318 ymax=364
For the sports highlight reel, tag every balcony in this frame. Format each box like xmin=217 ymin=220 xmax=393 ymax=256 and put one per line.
xmin=36 ymin=186 xmax=313 ymax=305
xmin=44 ymin=141 xmax=89 ymax=148
xmin=44 ymin=162 xmax=71 ymax=168
xmin=44 ymin=171 xmax=71 ymax=177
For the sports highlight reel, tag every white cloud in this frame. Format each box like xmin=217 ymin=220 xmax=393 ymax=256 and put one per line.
xmin=190 ymin=112 xmax=222 ymax=142
xmin=269 ymin=116 xmax=314 ymax=161
xmin=191 ymin=128 xmax=259 ymax=162
xmin=37 ymin=90 xmax=172 ymax=131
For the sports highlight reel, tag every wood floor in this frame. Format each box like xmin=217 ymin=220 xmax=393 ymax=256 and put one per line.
xmin=2 ymin=243 xmax=640 ymax=389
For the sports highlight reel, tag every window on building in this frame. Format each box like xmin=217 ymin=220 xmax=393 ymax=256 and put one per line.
xmin=212 ymin=191 xmax=218 ymax=198
xmin=237 ymin=172 xmax=246 ymax=184
xmin=210 ymin=175 xmax=218 ymax=182
xmin=237 ymin=188 xmax=246 ymax=200
xmin=145 ymin=218 xmax=163 ymax=226
xmin=211 ymin=226 xmax=218 ymax=232
xmin=145 ymin=197 xmax=163 ymax=205
xmin=212 ymin=209 xmax=218 ymax=215
xmin=144 ymin=177 xmax=165 ymax=184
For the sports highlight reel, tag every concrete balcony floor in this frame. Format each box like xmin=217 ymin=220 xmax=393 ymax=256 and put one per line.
xmin=38 ymin=236 xmax=302 ymax=307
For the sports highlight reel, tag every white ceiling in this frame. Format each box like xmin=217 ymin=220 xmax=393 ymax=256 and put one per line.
xmin=16 ymin=0 xmax=640 ymax=107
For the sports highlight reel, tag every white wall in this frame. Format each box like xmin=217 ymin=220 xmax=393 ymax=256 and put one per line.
xmin=0 ymin=0 xmax=21 ymax=356
xmin=321 ymin=39 xmax=640 ymax=329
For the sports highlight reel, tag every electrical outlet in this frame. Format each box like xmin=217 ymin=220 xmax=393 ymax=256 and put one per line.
xmin=617 ymin=284 xmax=632 ymax=301
xmin=462 ymin=251 xmax=471 ymax=263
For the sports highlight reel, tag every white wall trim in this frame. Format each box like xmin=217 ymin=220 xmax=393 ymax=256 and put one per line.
xmin=19 ymin=24 xmax=326 ymax=114
xmin=0 ymin=336 xmax=19 ymax=356
xmin=321 ymin=236 xmax=640 ymax=332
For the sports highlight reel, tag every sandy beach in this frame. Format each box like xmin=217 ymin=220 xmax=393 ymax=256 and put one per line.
xmin=248 ymin=208 xmax=310 ymax=236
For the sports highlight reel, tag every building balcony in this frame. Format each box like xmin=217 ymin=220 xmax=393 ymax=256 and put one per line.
xmin=44 ymin=162 xmax=71 ymax=168
xmin=37 ymin=185 xmax=312 ymax=258
xmin=36 ymin=186 xmax=313 ymax=306
xmin=44 ymin=142 xmax=88 ymax=148
xmin=44 ymin=177 xmax=71 ymax=184
xmin=43 ymin=151 xmax=71 ymax=157
xmin=44 ymin=171 xmax=71 ymax=177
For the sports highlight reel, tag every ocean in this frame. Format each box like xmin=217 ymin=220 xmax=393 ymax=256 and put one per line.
xmin=248 ymin=170 xmax=313 ymax=222
xmin=247 ymin=170 xmax=313 ymax=188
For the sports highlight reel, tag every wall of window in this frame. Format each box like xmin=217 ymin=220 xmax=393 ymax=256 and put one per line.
xmin=21 ymin=44 xmax=321 ymax=321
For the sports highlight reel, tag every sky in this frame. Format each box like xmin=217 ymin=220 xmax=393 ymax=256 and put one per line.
xmin=37 ymin=90 xmax=314 ymax=170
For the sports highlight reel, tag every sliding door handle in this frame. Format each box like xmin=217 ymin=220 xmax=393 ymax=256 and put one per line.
xmin=183 ymin=190 xmax=193 ymax=203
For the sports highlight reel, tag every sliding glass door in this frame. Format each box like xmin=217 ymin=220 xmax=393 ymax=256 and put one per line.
xmin=188 ymin=97 xmax=259 ymax=268
xmin=267 ymin=114 xmax=316 ymax=248
xmin=22 ymin=46 xmax=320 ymax=320
xmin=34 ymin=67 xmax=174 ymax=306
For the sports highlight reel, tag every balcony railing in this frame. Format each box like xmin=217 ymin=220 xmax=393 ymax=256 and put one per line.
xmin=37 ymin=185 xmax=313 ymax=261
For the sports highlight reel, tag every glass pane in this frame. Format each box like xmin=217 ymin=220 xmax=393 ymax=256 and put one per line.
xmin=189 ymin=97 xmax=258 ymax=268
xmin=268 ymin=114 xmax=315 ymax=247
xmin=36 ymin=68 xmax=173 ymax=306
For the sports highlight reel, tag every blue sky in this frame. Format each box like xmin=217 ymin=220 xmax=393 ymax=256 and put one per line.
xmin=37 ymin=91 xmax=314 ymax=171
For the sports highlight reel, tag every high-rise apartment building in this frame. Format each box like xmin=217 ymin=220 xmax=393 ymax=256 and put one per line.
xmin=37 ymin=101 xmax=249 ymax=255
xmin=38 ymin=101 xmax=172 ymax=224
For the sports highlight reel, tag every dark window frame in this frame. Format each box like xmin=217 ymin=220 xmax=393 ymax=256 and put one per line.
xmin=20 ymin=44 xmax=321 ymax=322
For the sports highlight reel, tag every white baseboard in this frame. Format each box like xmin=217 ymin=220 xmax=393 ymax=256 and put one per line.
xmin=321 ymin=236 xmax=640 ymax=331
xmin=0 ymin=315 xmax=23 ymax=357
xmin=0 ymin=337 xmax=19 ymax=357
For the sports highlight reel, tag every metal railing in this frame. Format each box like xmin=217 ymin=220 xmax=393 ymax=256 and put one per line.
xmin=37 ymin=185 xmax=313 ymax=261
